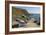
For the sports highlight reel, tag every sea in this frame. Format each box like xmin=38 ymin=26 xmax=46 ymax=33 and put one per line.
xmin=29 ymin=14 xmax=40 ymax=21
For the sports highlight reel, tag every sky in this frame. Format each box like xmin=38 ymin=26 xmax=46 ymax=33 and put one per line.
xmin=15 ymin=6 xmax=40 ymax=14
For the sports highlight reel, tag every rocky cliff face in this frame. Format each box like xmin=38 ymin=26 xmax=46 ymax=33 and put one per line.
xmin=12 ymin=7 xmax=29 ymax=28
xmin=12 ymin=7 xmax=29 ymax=16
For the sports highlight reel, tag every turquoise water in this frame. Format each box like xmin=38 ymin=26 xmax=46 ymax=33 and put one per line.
xmin=29 ymin=14 xmax=40 ymax=21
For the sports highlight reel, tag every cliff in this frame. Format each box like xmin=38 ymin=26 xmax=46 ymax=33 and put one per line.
xmin=12 ymin=7 xmax=29 ymax=16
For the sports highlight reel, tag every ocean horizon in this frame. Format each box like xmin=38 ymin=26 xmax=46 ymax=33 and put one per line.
xmin=29 ymin=14 xmax=40 ymax=21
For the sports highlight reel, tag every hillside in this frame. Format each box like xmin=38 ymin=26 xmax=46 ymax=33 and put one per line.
xmin=12 ymin=7 xmax=29 ymax=16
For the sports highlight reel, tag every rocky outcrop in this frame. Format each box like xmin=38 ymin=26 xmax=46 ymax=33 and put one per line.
xmin=12 ymin=7 xmax=29 ymax=16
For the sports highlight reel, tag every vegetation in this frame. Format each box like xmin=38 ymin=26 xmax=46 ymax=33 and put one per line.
xmin=12 ymin=7 xmax=30 ymax=20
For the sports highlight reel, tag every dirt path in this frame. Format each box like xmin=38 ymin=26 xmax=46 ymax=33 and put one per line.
xmin=26 ymin=20 xmax=39 ymax=27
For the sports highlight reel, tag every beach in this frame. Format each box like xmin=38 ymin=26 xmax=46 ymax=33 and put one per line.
xmin=26 ymin=19 xmax=39 ymax=27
